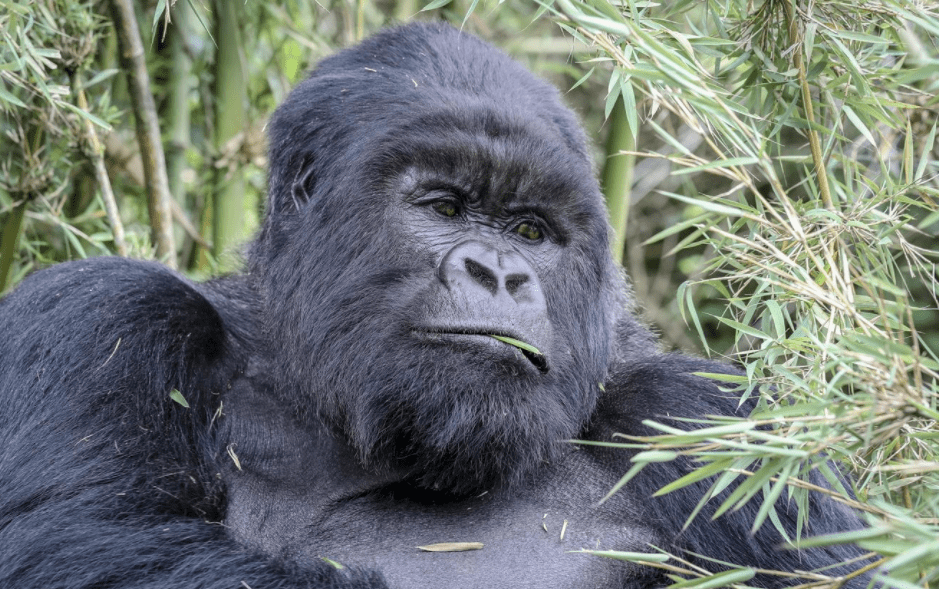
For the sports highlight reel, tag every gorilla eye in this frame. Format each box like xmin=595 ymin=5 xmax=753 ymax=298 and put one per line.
xmin=514 ymin=222 xmax=542 ymax=241
xmin=432 ymin=201 xmax=459 ymax=218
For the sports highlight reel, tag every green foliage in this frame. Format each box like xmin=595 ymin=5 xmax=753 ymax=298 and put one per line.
xmin=0 ymin=0 xmax=118 ymax=289
xmin=551 ymin=0 xmax=939 ymax=586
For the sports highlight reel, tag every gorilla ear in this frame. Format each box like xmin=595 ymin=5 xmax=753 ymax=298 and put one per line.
xmin=288 ymin=156 xmax=317 ymax=213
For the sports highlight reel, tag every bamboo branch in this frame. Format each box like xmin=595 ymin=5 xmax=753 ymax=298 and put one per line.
xmin=71 ymin=71 xmax=127 ymax=257
xmin=171 ymin=198 xmax=211 ymax=249
xmin=109 ymin=0 xmax=176 ymax=268
xmin=785 ymin=2 xmax=834 ymax=211
xmin=102 ymin=131 xmax=210 ymax=249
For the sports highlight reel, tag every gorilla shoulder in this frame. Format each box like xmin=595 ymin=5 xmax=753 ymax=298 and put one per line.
xmin=0 ymin=257 xmax=228 ymax=382
xmin=0 ymin=257 xmax=235 ymax=498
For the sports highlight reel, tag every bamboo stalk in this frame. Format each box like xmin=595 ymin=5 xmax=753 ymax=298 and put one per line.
xmin=109 ymin=0 xmax=176 ymax=268
xmin=394 ymin=0 xmax=419 ymax=21
xmin=0 ymin=199 xmax=26 ymax=293
xmin=600 ymin=95 xmax=636 ymax=266
xmin=165 ymin=0 xmax=191 ymax=220
xmin=164 ymin=0 xmax=193 ymax=262
xmin=210 ymin=0 xmax=246 ymax=269
xmin=1 ymin=122 xmax=43 ymax=292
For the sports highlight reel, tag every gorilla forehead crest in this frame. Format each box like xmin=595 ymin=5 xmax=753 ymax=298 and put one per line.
xmin=266 ymin=22 xmax=598 ymax=218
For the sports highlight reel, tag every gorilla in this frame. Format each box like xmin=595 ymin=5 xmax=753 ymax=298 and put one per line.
xmin=0 ymin=22 xmax=871 ymax=589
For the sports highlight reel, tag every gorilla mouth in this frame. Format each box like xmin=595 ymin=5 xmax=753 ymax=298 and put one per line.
xmin=417 ymin=328 xmax=549 ymax=373
xmin=488 ymin=334 xmax=548 ymax=372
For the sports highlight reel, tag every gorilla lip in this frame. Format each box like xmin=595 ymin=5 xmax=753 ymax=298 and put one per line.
xmin=416 ymin=328 xmax=549 ymax=373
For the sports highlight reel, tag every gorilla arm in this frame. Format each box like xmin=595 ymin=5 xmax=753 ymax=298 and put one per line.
xmin=0 ymin=257 xmax=384 ymax=589
xmin=592 ymin=351 xmax=872 ymax=587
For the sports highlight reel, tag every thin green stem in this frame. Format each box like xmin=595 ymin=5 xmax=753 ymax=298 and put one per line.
xmin=71 ymin=70 xmax=127 ymax=257
xmin=786 ymin=2 xmax=834 ymax=211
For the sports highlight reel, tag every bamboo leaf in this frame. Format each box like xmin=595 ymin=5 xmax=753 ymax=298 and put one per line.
xmin=667 ymin=568 xmax=755 ymax=589
xmin=576 ymin=550 xmax=670 ymax=563
xmin=490 ymin=335 xmax=541 ymax=356
xmin=417 ymin=542 xmax=483 ymax=552
xmin=169 ymin=389 xmax=189 ymax=408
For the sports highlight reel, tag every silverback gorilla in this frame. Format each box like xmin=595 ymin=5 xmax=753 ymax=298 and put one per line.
xmin=0 ymin=22 xmax=870 ymax=589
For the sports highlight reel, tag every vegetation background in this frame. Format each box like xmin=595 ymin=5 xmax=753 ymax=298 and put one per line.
xmin=1 ymin=0 xmax=937 ymax=587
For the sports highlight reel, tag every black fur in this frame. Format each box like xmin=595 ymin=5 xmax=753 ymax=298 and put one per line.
xmin=0 ymin=23 xmax=870 ymax=589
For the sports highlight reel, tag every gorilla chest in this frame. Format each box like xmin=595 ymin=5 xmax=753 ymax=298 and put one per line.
xmin=225 ymin=453 xmax=658 ymax=589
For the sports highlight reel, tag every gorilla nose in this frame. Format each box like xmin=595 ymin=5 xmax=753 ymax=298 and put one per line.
xmin=438 ymin=241 xmax=544 ymax=306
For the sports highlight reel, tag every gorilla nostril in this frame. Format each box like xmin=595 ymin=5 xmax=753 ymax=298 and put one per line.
xmin=504 ymin=273 xmax=529 ymax=296
xmin=464 ymin=258 xmax=498 ymax=294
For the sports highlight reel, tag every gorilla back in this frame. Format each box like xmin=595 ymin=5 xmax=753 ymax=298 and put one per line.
xmin=0 ymin=22 xmax=871 ymax=589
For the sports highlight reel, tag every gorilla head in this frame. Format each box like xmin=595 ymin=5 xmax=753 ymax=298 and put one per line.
xmin=251 ymin=23 xmax=624 ymax=495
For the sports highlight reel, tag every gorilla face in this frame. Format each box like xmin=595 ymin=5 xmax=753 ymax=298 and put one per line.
xmin=253 ymin=25 xmax=623 ymax=495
